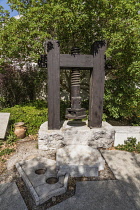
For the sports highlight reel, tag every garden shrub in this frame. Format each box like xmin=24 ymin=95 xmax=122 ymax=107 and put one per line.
xmin=136 ymin=142 xmax=140 ymax=153
xmin=115 ymin=137 xmax=140 ymax=153
xmin=0 ymin=64 xmax=47 ymax=108
xmin=0 ymin=100 xmax=48 ymax=143
xmin=0 ymin=148 xmax=15 ymax=157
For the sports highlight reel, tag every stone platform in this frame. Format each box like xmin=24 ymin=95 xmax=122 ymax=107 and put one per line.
xmin=38 ymin=121 xmax=115 ymax=150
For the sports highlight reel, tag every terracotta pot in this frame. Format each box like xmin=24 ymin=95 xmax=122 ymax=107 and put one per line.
xmin=14 ymin=122 xmax=27 ymax=139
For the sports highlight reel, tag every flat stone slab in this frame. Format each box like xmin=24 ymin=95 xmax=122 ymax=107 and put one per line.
xmin=101 ymin=150 xmax=140 ymax=209
xmin=16 ymin=157 xmax=69 ymax=205
xmin=0 ymin=113 xmax=10 ymax=139
xmin=114 ymin=126 xmax=140 ymax=146
xmin=56 ymin=145 xmax=105 ymax=177
xmin=49 ymin=180 xmax=137 ymax=210
xmin=0 ymin=182 xmax=28 ymax=210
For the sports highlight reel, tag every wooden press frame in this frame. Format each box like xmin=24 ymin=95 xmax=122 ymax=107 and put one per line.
xmin=46 ymin=40 xmax=106 ymax=130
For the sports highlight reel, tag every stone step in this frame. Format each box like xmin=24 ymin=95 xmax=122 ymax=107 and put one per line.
xmin=56 ymin=145 xmax=105 ymax=177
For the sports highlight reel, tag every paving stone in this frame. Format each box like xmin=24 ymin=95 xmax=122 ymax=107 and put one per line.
xmin=0 ymin=182 xmax=28 ymax=210
xmin=16 ymin=157 xmax=69 ymax=205
xmin=101 ymin=150 xmax=140 ymax=210
xmin=0 ymin=113 xmax=10 ymax=139
xmin=49 ymin=180 xmax=137 ymax=210
xmin=56 ymin=145 xmax=105 ymax=177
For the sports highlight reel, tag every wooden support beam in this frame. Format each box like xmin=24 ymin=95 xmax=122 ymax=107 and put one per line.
xmin=47 ymin=40 xmax=60 ymax=130
xmin=88 ymin=41 xmax=107 ymax=128
xmin=60 ymin=54 xmax=93 ymax=69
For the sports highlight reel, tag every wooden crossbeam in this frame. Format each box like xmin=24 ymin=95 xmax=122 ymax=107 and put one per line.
xmin=60 ymin=54 xmax=93 ymax=69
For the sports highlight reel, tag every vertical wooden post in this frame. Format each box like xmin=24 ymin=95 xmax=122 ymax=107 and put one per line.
xmin=88 ymin=41 xmax=106 ymax=128
xmin=47 ymin=40 xmax=60 ymax=130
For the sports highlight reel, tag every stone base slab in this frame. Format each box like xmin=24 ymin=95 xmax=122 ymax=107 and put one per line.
xmin=16 ymin=157 xmax=69 ymax=205
xmin=56 ymin=145 xmax=105 ymax=177
xmin=38 ymin=121 xmax=115 ymax=150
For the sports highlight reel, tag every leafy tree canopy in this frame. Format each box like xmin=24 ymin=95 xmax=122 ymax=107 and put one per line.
xmin=0 ymin=5 xmax=10 ymax=25
xmin=0 ymin=0 xmax=140 ymax=121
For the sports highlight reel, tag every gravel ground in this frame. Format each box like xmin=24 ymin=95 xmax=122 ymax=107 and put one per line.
xmin=0 ymin=138 xmax=116 ymax=210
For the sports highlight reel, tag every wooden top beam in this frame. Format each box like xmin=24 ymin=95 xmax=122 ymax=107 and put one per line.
xmin=60 ymin=54 xmax=93 ymax=69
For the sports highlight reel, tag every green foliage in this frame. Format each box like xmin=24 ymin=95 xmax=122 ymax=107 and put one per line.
xmin=60 ymin=100 xmax=69 ymax=121
xmin=0 ymin=0 xmax=140 ymax=122
xmin=0 ymin=64 xmax=47 ymax=107
xmin=0 ymin=5 xmax=10 ymax=25
xmin=0 ymin=100 xmax=48 ymax=143
xmin=136 ymin=142 xmax=140 ymax=153
xmin=0 ymin=140 xmax=3 ymax=146
xmin=0 ymin=148 xmax=15 ymax=157
xmin=6 ymin=133 xmax=17 ymax=144
xmin=115 ymin=137 xmax=140 ymax=153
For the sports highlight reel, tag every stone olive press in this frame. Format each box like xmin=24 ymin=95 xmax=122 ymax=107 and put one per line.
xmin=16 ymin=40 xmax=115 ymax=206
xmin=37 ymin=40 xmax=116 ymax=156
xmin=38 ymin=40 xmax=107 ymax=129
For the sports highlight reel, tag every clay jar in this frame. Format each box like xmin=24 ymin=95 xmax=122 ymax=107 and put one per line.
xmin=14 ymin=122 xmax=27 ymax=139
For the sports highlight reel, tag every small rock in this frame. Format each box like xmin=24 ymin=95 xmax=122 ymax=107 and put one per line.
xmin=52 ymin=197 xmax=56 ymax=202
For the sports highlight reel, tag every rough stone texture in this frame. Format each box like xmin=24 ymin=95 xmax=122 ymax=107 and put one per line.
xmin=101 ymin=150 xmax=140 ymax=210
xmin=0 ymin=113 xmax=10 ymax=139
xmin=114 ymin=126 xmax=140 ymax=146
xmin=16 ymin=157 xmax=69 ymax=205
xmin=89 ymin=128 xmax=114 ymax=148
xmin=38 ymin=122 xmax=64 ymax=150
xmin=63 ymin=121 xmax=115 ymax=148
xmin=38 ymin=121 xmax=115 ymax=150
xmin=0 ymin=182 xmax=28 ymax=210
xmin=56 ymin=145 xmax=105 ymax=177
xmin=49 ymin=180 xmax=137 ymax=210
